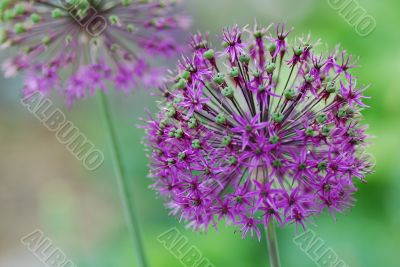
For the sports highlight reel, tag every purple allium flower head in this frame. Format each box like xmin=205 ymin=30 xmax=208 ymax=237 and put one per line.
xmin=0 ymin=0 xmax=189 ymax=106
xmin=143 ymin=24 xmax=374 ymax=240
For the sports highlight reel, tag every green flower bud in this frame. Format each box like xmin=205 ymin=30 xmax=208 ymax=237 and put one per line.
xmin=316 ymin=114 xmax=327 ymax=124
xmin=109 ymin=15 xmax=120 ymax=25
xmin=254 ymin=31 xmax=262 ymax=38
xmin=168 ymin=129 xmax=175 ymax=138
xmin=51 ymin=8 xmax=63 ymax=19
xmin=3 ymin=9 xmax=15 ymax=21
xmin=222 ymin=86 xmax=234 ymax=98
xmin=188 ymin=117 xmax=197 ymax=129
xmin=192 ymin=139 xmax=201 ymax=149
xmin=272 ymin=112 xmax=284 ymax=123
xmin=253 ymin=69 xmax=261 ymax=78
xmin=31 ymin=13 xmax=41 ymax=23
xmin=285 ymin=88 xmax=296 ymax=100
xmin=266 ymin=62 xmax=276 ymax=74
xmin=175 ymin=79 xmax=187 ymax=90
xmin=178 ymin=152 xmax=186 ymax=160
xmin=321 ymin=125 xmax=331 ymax=136
xmin=318 ymin=161 xmax=327 ymax=171
xmin=181 ymin=70 xmax=190 ymax=80
xmin=0 ymin=0 xmax=11 ymax=10
xmin=127 ymin=24 xmax=135 ymax=33
xmin=299 ymin=163 xmax=306 ymax=170
xmin=222 ymin=136 xmax=232 ymax=146
xmin=65 ymin=35 xmax=73 ymax=45
xmin=267 ymin=43 xmax=277 ymax=54
xmin=14 ymin=23 xmax=25 ymax=34
xmin=216 ymin=113 xmax=226 ymax=124
xmin=239 ymin=54 xmax=250 ymax=64
xmin=14 ymin=4 xmax=25 ymax=16
xmin=159 ymin=120 xmax=167 ymax=130
xmin=174 ymin=128 xmax=183 ymax=138
xmin=167 ymin=106 xmax=176 ymax=117
xmin=272 ymin=159 xmax=282 ymax=167
xmin=203 ymin=49 xmax=215 ymax=60
xmin=305 ymin=74 xmax=315 ymax=83
xmin=326 ymin=83 xmax=336 ymax=94
xmin=167 ymin=158 xmax=176 ymax=166
xmin=269 ymin=135 xmax=279 ymax=144
xmin=213 ymin=73 xmax=225 ymax=85
xmin=111 ymin=43 xmax=119 ymax=52
xmin=42 ymin=35 xmax=51 ymax=45
xmin=337 ymin=108 xmax=347 ymax=118
xmin=122 ymin=0 xmax=133 ymax=6
xmin=294 ymin=46 xmax=303 ymax=56
xmin=230 ymin=67 xmax=239 ymax=78
xmin=305 ymin=128 xmax=314 ymax=137
xmin=0 ymin=29 xmax=8 ymax=44
xmin=228 ymin=156 xmax=237 ymax=165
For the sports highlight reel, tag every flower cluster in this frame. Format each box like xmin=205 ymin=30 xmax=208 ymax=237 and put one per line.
xmin=143 ymin=24 xmax=373 ymax=240
xmin=0 ymin=0 xmax=189 ymax=105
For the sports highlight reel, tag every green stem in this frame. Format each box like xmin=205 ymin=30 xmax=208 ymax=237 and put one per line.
xmin=99 ymin=92 xmax=148 ymax=267
xmin=266 ymin=222 xmax=281 ymax=267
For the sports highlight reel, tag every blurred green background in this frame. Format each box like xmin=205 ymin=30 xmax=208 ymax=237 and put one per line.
xmin=1 ymin=0 xmax=399 ymax=266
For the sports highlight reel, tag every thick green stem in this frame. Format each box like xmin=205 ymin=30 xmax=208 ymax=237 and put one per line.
xmin=266 ymin=222 xmax=281 ymax=267
xmin=99 ymin=92 xmax=148 ymax=267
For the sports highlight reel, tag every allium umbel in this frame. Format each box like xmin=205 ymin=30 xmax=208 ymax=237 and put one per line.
xmin=0 ymin=0 xmax=188 ymax=105
xmin=144 ymin=24 xmax=373 ymax=240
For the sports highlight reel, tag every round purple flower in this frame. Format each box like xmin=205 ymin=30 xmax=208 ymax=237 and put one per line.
xmin=0 ymin=0 xmax=189 ymax=106
xmin=143 ymin=24 xmax=374 ymax=240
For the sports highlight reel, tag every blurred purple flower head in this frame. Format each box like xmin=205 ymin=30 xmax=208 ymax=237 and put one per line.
xmin=0 ymin=0 xmax=189 ymax=106
xmin=143 ymin=23 xmax=374 ymax=240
